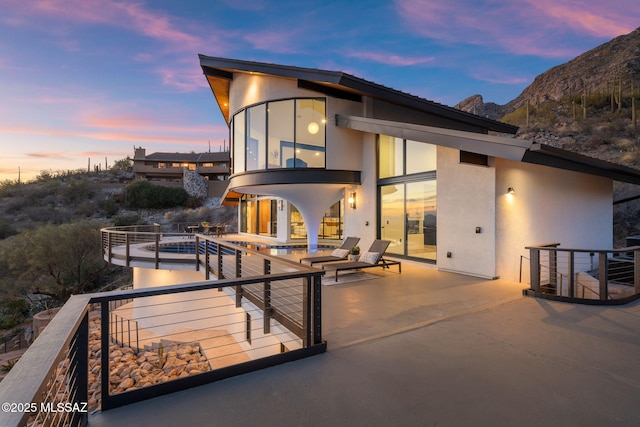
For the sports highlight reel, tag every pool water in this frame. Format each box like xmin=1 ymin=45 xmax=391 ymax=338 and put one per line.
xmin=150 ymin=241 xmax=333 ymax=256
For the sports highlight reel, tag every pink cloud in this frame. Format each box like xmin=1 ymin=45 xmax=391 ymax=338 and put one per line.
xmin=27 ymin=151 xmax=70 ymax=160
xmin=16 ymin=0 xmax=201 ymax=52
xmin=394 ymin=0 xmax=640 ymax=58
xmin=346 ymin=51 xmax=435 ymax=66
xmin=523 ymin=0 xmax=639 ymax=38
xmin=5 ymin=0 xmax=226 ymax=91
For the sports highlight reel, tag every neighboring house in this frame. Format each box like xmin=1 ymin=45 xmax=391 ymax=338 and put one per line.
xmin=132 ymin=147 xmax=230 ymax=197
xmin=199 ymin=56 xmax=640 ymax=282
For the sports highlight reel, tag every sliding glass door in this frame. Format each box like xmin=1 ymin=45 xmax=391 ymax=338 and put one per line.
xmin=380 ymin=180 xmax=436 ymax=261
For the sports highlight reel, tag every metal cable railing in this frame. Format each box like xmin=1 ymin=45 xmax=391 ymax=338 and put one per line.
xmin=525 ymin=243 xmax=640 ymax=303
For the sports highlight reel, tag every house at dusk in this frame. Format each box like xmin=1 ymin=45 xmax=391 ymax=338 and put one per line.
xmin=199 ymin=56 xmax=640 ymax=282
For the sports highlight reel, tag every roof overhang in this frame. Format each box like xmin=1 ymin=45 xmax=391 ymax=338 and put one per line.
xmin=336 ymin=115 xmax=531 ymax=161
xmin=337 ymin=114 xmax=640 ymax=185
xmin=220 ymin=188 xmax=242 ymax=206
xmin=198 ymin=55 xmax=518 ymax=134
xmin=522 ymin=144 xmax=640 ymax=185
xmin=221 ymin=169 xmax=361 ymax=205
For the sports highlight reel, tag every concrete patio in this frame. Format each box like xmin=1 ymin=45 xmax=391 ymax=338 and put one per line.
xmin=89 ymin=260 xmax=640 ymax=426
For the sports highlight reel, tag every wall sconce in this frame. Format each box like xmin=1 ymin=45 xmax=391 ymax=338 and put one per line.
xmin=348 ymin=192 xmax=356 ymax=209
xmin=507 ymin=187 xmax=515 ymax=195
xmin=278 ymin=200 xmax=283 ymax=211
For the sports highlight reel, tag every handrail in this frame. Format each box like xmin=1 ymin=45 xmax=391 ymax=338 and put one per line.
xmin=0 ymin=239 xmax=326 ymax=425
xmin=0 ymin=295 xmax=91 ymax=427
xmin=525 ymin=243 xmax=640 ymax=305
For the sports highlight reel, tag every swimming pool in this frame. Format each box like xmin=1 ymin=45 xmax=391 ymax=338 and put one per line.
xmin=149 ymin=241 xmax=334 ymax=256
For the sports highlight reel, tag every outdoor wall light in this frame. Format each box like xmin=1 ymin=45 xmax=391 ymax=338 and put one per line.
xmin=507 ymin=187 xmax=515 ymax=194
xmin=348 ymin=192 xmax=356 ymax=209
xmin=278 ymin=200 xmax=283 ymax=211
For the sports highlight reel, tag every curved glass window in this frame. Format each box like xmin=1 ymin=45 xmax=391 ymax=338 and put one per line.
xmin=232 ymin=98 xmax=325 ymax=172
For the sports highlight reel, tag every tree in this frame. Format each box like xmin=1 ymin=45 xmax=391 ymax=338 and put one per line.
xmin=0 ymin=221 xmax=107 ymax=302
xmin=111 ymin=157 xmax=133 ymax=174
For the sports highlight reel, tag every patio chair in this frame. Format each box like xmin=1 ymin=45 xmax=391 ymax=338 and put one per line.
xmin=299 ymin=236 xmax=360 ymax=266
xmin=322 ymin=239 xmax=401 ymax=281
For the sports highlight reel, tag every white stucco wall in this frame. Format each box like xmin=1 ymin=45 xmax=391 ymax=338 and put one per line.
xmin=342 ymin=132 xmax=378 ymax=245
xmin=436 ymin=146 xmax=497 ymax=278
xmin=495 ymin=158 xmax=613 ymax=283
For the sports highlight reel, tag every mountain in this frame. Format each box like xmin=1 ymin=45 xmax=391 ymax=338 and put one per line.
xmin=455 ymin=28 xmax=640 ymax=246
xmin=456 ymin=27 xmax=640 ymax=120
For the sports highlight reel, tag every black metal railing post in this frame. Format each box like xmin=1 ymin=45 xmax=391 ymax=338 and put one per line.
xmin=217 ymin=242 xmax=223 ymax=279
xmin=125 ymin=233 xmax=130 ymax=267
xmin=635 ymin=249 xmax=640 ymax=295
xmin=154 ymin=233 xmax=160 ymax=269
xmin=530 ymin=248 xmax=540 ymax=293
xmin=303 ymin=276 xmax=311 ymax=348
xmin=263 ymin=259 xmax=271 ymax=334
xmin=599 ymin=252 xmax=609 ymax=300
xmin=100 ymin=300 xmax=112 ymax=410
xmin=196 ymin=235 xmax=201 ymax=273
xmin=313 ymin=273 xmax=322 ymax=345
xmin=568 ymin=250 xmax=575 ymax=298
xmin=549 ymin=249 xmax=557 ymax=293
xmin=107 ymin=232 xmax=113 ymax=265
xmin=235 ymin=250 xmax=243 ymax=307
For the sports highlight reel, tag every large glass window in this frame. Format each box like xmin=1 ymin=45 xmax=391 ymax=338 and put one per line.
xmin=231 ymin=98 xmax=325 ymax=173
xmin=406 ymin=140 xmax=436 ymax=174
xmin=379 ymin=135 xmax=403 ymax=178
xmin=267 ymin=100 xmax=294 ymax=169
xmin=247 ymin=104 xmax=266 ymax=171
xmin=294 ymin=99 xmax=325 ymax=168
xmin=378 ymin=134 xmax=437 ymax=262
xmin=240 ymin=195 xmax=277 ymax=237
xmin=233 ymin=112 xmax=245 ymax=174
xmin=378 ymin=136 xmax=436 ymax=177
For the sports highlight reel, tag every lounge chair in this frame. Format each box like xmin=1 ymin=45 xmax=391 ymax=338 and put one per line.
xmin=322 ymin=239 xmax=401 ymax=281
xmin=299 ymin=236 xmax=360 ymax=266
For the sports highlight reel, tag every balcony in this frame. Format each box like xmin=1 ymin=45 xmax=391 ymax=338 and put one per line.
xmin=524 ymin=243 xmax=640 ymax=304
xmin=0 ymin=228 xmax=324 ymax=426
xmin=4 ymin=234 xmax=640 ymax=425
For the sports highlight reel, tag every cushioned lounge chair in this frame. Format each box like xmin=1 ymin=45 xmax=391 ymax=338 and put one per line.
xmin=322 ymin=239 xmax=401 ymax=281
xmin=299 ymin=236 xmax=360 ymax=266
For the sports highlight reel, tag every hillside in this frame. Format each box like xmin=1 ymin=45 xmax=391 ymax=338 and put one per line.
xmin=455 ymin=28 xmax=640 ymax=245
xmin=457 ymin=27 xmax=640 ymax=120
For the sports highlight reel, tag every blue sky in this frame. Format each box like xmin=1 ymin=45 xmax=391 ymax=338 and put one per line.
xmin=1 ymin=0 xmax=639 ymax=182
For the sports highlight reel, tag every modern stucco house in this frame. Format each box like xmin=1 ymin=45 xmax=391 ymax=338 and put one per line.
xmin=199 ymin=55 xmax=640 ymax=283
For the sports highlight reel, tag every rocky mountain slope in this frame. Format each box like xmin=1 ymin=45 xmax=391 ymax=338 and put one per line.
xmin=456 ymin=28 xmax=640 ymax=245
xmin=456 ymin=27 xmax=640 ymax=120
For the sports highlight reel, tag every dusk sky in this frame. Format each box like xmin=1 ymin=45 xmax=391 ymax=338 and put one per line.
xmin=1 ymin=0 xmax=639 ymax=182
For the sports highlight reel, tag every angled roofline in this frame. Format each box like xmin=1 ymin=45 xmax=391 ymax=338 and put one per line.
xmin=336 ymin=115 xmax=640 ymax=185
xmin=198 ymin=55 xmax=518 ymax=135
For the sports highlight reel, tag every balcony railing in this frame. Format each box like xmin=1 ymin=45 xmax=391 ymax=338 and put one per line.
xmin=525 ymin=243 xmax=640 ymax=304
xmin=0 ymin=229 xmax=326 ymax=427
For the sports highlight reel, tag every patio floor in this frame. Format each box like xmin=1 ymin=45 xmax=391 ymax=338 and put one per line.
xmin=89 ymin=259 xmax=640 ymax=426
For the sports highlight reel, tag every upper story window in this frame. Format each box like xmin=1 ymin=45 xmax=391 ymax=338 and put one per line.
xmin=378 ymin=135 xmax=436 ymax=178
xmin=232 ymin=98 xmax=326 ymax=173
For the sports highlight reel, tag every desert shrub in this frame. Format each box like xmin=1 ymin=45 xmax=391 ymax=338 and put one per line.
xmin=0 ymin=221 xmax=17 ymax=240
xmin=124 ymin=180 xmax=189 ymax=209
xmin=0 ymin=299 xmax=30 ymax=329
xmin=112 ymin=214 xmax=145 ymax=227
xmin=102 ymin=198 xmax=120 ymax=217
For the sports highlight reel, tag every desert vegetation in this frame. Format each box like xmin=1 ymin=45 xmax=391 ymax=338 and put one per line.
xmin=0 ymin=163 xmax=236 ymax=332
